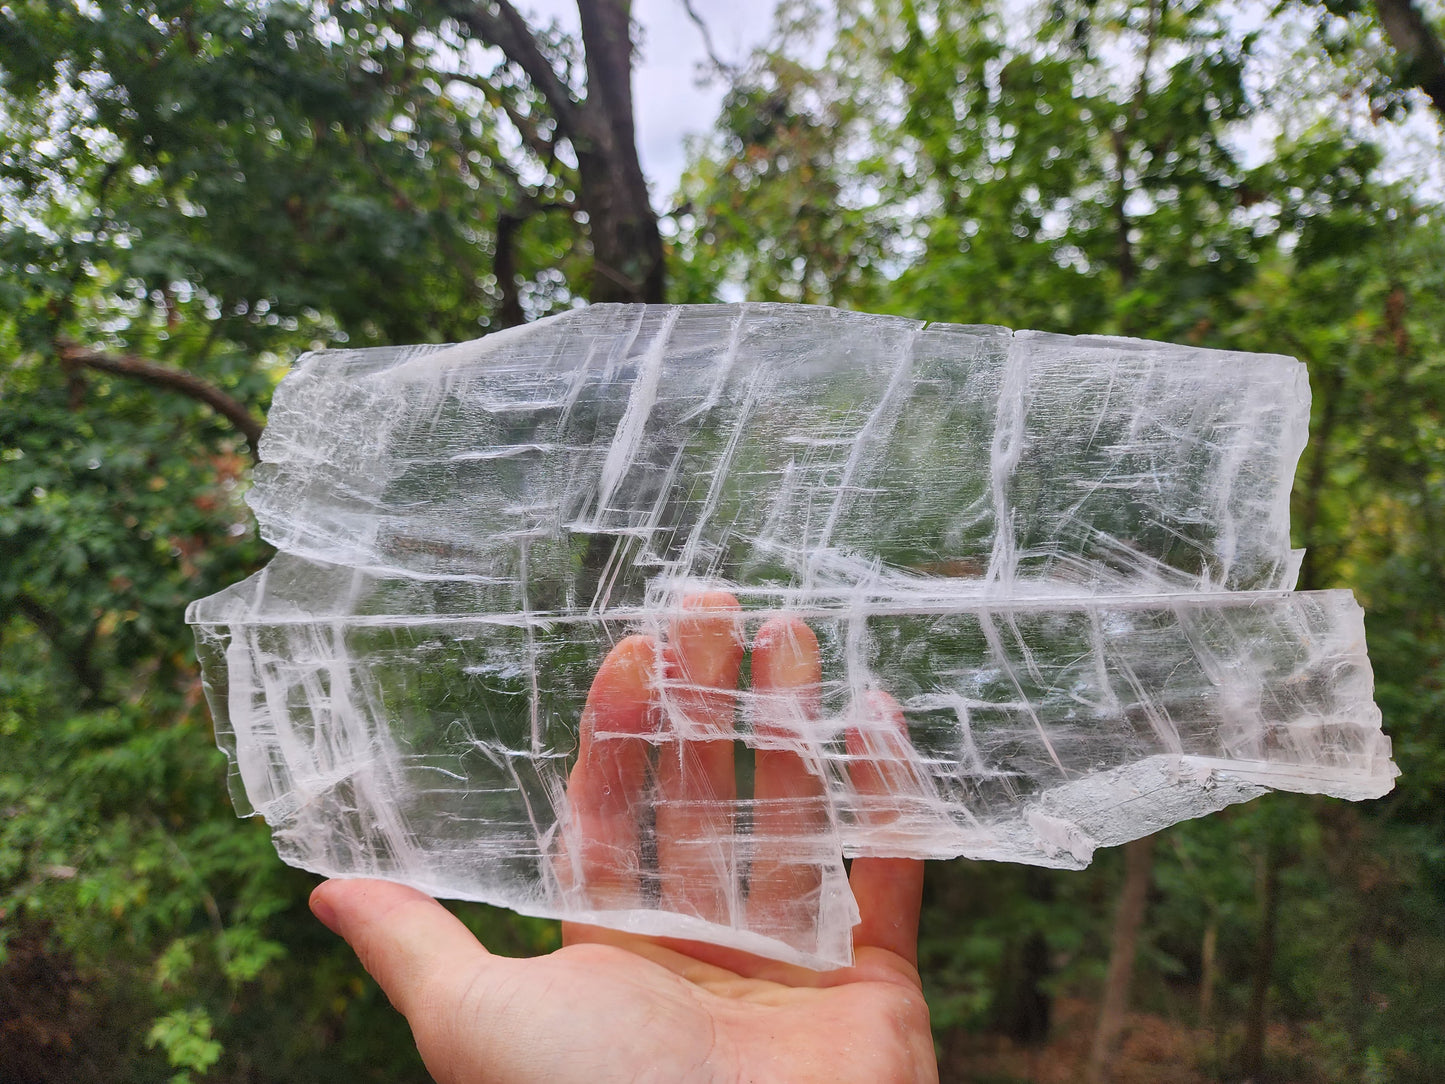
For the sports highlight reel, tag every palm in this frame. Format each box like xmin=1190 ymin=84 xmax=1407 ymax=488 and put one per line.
xmin=312 ymin=593 xmax=936 ymax=1083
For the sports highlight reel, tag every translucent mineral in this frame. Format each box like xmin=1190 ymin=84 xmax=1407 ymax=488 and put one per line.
xmin=187 ymin=303 xmax=1397 ymax=968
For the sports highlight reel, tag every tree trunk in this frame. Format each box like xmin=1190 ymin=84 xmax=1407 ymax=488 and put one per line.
xmin=1372 ymin=0 xmax=1445 ymax=118
xmin=574 ymin=0 xmax=665 ymax=303
xmin=449 ymin=0 xmax=665 ymax=305
xmin=574 ymin=144 xmax=665 ymax=303
xmin=991 ymin=867 xmax=1054 ymax=1044
xmin=1087 ymin=834 xmax=1156 ymax=1083
xmin=1240 ymin=846 xmax=1280 ymax=1080
xmin=993 ymin=928 xmax=1053 ymax=1044
xmin=1199 ymin=918 xmax=1218 ymax=1027
xmin=1295 ymin=355 xmax=1342 ymax=593
xmin=494 ymin=211 xmax=527 ymax=327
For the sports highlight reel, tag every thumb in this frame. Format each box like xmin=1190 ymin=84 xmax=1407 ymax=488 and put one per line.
xmin=311 ymin=878 xmax=500 ymax=1063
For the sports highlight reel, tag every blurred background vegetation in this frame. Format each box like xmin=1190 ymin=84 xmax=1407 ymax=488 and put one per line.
xmin=2 ymin=0 xmax=1443 ymax=1080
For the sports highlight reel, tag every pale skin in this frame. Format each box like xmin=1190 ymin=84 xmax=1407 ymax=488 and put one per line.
xmin=310 ymin=591 xmax=938 ymax=1083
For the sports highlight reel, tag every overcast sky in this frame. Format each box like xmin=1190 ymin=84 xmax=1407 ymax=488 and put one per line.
xmin=519 ymin=0 xmax=784 ymax=202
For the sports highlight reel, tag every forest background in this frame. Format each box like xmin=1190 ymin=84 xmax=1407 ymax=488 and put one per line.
xmin=2 ymin=0 xmax=1444 ymax=1081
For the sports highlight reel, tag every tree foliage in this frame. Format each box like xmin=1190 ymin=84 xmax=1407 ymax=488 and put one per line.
xmin=3 ymin=0 xmax=1445 ymax=1080
xmin=1 ymin=1 xmax=638 ymax=1078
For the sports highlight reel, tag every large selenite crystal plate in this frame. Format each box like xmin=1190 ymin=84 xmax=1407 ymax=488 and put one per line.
xmin=187 ymin=303 xmax=1397 ymax=968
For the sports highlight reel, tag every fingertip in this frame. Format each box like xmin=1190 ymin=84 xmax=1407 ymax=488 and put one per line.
xmin=669 ymin=590 xmax=745 ymax=691
xmin=308 ymin=880 xmax=493 ymax=1018
xmin=309 ymin=878 xmax=449 ymax=943
xmin=680 ymin=588 xmax=742 ymax=615
xmin=310 ymin=880 xmax=342 ymax=935
xmin=846 ymin=689 xmax=906 ymax=754
xmin=863 ymin=687 xmax=905 ymax=722
xmin=605 ymin=632 xmax=662 ymax=688
xmin=582 ymin=633 xmax=661 ymax=737
xmin=751 ymin=615 xmax=821 ymax=691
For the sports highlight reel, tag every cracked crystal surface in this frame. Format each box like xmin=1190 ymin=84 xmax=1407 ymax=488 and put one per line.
xmin=187 ymin=303 xmax=1396 ymax=968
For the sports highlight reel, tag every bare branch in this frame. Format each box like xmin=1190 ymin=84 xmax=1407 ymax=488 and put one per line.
xmin=679 ymin=0 xmax=736 ymax=77
xmin=56 ymin=340 xmax=264 ymax=453
xmin=448 ymin=0 xmax=586 ymax=140
xmin=1373 ymin=0 xmax=1445 ymax=118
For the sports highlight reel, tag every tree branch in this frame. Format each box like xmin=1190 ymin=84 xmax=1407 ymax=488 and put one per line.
xmin=1373 ymin=0 xmax=1445 ymax=118
xmin=679 ymin=0 xmax=736 ymax=77
xmin=9 ymin=592 xmax=106 ymax=701
xmin=438 ymin=70 xmax=558 ymax=161
xmin=448 ymin=0 xmax=586 ymax=141
xmin=56 ymin=341 xmax=265 ymax=453
xmin=494 ymin=210 xmax=528 ymax=328
xmin=1111 ymin=0 xmax=1163 ymax=299
xmin=492 ymin=200 xmax=581 ymax=326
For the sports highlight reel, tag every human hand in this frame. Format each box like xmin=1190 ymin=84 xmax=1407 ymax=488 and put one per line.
xmin=310 ymin=591 xmax=937 ymax=1083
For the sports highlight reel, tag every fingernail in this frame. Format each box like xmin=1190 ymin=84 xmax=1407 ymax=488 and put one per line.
xmin=309 ymin=886 xmax=341 ymax=935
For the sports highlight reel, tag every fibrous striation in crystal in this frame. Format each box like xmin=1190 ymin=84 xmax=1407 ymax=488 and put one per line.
xmin=187 ymin=304 xmax=1396 ymax=968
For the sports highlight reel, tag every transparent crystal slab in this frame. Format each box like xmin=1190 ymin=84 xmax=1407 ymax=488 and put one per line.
xmin=188 ymin=303 xmax=1396 ymax=968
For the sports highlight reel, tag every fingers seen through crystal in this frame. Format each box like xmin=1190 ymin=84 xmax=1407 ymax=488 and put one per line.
xmin=560 ymin=633 xmax=658 ymax=909
xmin=746 ymin=615 xmax=829 ymax=944
xmin=656 ymin=591 xmax=745 ymax=922
xmin=565 ymin=600 xmax=919 ymax=964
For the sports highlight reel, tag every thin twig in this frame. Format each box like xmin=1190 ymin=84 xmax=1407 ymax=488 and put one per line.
xmin=679 ymin=0 xmax=737 ymax=77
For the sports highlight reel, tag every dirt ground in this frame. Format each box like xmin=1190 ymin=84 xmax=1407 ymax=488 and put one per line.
xmin=936 ymin=996 xmax=1318 ymax=1084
